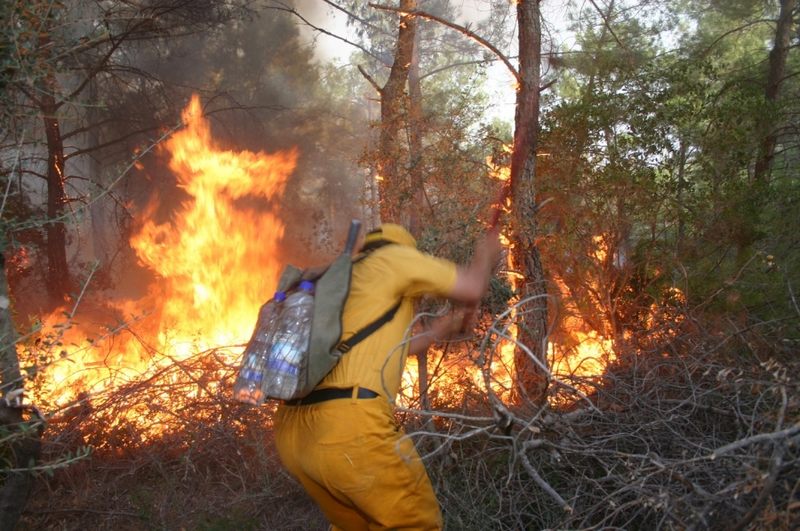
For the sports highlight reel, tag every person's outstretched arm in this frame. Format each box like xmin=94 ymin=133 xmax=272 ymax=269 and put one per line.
xmin=407 ymin=230 xmax=502 ymax=355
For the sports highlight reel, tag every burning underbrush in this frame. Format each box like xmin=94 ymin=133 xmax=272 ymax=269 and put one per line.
xmin=405 ymin=305 xmax=800 ymax=530
xmin=13 ymin=295 xmax=799 ymax=530
xmin=18 ymin=341 xmax=326 ymax=530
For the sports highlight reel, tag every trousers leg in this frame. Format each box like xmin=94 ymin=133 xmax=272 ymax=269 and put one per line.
xmin=274 ymin=401 xmax=442 ymax=531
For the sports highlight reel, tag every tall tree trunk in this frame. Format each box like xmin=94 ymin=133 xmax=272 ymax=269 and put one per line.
xmin=41 ymin=90 xmax=72 ymax=303
xmin=408 ymin=22 xmax=425 ymax=237
xmin=753 ymin=0 xmax=796 ymax=182
xmin=511 ymin=0 xmax=548 ymax=405
xmin=377 ymin=0 xmax=417 ymax=224
xmin=0 ymin=254 xmax=21 ymax=393
xmin=676 ymin=140 xmax=688 ymax=252
xmin=88 ymin=79 xmax=112 ymax=284
xmin=407 ymin=20 xmax=433 ymax=413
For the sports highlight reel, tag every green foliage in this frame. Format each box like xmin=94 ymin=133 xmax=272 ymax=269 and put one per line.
xmin=539 ymin=0 xmax=799 ymax=341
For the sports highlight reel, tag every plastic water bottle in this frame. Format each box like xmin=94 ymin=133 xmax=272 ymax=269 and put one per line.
xmin=233 ymin=291 xmax=286 ymax=405
xmin=263 ymin=280 xmax=314 ymax=399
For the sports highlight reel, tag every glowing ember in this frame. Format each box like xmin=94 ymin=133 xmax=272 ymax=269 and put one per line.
xmin=23 ymin=95 xmax=297 ymax=436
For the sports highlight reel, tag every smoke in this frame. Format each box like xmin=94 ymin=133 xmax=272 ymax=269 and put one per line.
xmin=291 ymin=0 xmax=353 ymax=64
xmin=10 ymin=1 xmax=371 ymax=326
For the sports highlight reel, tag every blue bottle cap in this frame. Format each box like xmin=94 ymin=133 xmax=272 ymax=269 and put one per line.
xmin=299 ymin=280 xmax=314 ymax=292
xmin=274 ymin=291 xmax=287 ymax=302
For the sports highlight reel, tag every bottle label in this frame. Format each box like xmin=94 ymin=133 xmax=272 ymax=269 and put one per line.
xmin=240 ymin=369 xmax=264 ymax=382
xmin=267 ymin=358 xmax=299 ymax=375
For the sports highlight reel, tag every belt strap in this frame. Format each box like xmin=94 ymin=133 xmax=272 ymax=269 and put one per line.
xmin=284 ymin=386 xmax=379 ymax=406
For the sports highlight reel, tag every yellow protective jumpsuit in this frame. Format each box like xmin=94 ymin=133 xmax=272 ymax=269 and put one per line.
xmin=274 ymin=225 xmax=457 ymax=531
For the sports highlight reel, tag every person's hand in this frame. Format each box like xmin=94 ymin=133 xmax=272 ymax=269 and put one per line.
xmin=409 ymin=307 xmax=477 ymax=355
xmin=448 ymin=228 xmax=504 ymax=305
xmin=431 ymin=306 xmax=477 ymax=341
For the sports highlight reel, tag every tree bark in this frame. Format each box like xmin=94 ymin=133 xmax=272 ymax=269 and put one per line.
xmin=41 ymin=89 xmax=72 ymax=303
xmin=753 ymin=0 xmax=796 ymax=182
xmin=511 ymin=0 xmax=548 ymax=405
xmin=0 ymin=255 xmax=21 ymax=393
xmin=377 ymin=0 xmax=417 ymax=224
xmin=676 ymin=140 xmax=688 ymax=251
xmin=407 ymin=20 xmax=434 ymax=413
xmin=0 ymin=252 xmax=41 ymax=531
xmin=407 ymin=21 xmax=425 ymax=237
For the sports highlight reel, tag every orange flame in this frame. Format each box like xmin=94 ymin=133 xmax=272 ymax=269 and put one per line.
xmin=548 ymin=235 xmax=617 ymax=391
xmin=24 ymin=95 xmax=297 ymax=434
xmin=491 ymin=229 xmax=518 ymax=397
xmin=131 ymin=95 xmax=296 ymax=349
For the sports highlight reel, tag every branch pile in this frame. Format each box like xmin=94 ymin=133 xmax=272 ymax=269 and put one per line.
xmin=413 ymin=309 xmax=799 ymax=530
xmin=13 ymin=301 xmax=800 ymax=530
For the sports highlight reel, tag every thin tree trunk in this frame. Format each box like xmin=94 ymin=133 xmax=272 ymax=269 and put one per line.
xmin=416 ymin=349 xmax=430 ymax=411
xmin=377 ymin=0 xmax=418 ymax=224
xmin=88 ymin=79 xmax=112 ymax=282
xmin=407 ymin=20 xmax=434 ymax=413
xmin=511 ymin=0 xmax=548 ymax=405
xmin=0 ymin=253 xmax=41 ymax=531
xmin=0 ymin=257 xmax=21 ymax=393
xmin=41 ymin=86 xmax=71 ymax=302
xmin=676 ymin=139 xmax=688 ymax=251
xmin=753 ymin=0 xmax=796 ymax=182
xmin=408 ymin=22 xmax=425 ymax=237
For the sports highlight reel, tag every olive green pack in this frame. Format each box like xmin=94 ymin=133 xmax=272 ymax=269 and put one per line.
xmin=268 ymin=220 xmax=400 ymax=400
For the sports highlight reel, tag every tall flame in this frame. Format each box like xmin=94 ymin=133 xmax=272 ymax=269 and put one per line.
xmin=548 ymin=235 xmax=616 ymax=390
xmin=25 ymin=95 xmax=297 ymax=421
xmin=131 ymin=95 xmax=297 ymax=350
xmin=488 ymin=151 xmax=518 ymax=398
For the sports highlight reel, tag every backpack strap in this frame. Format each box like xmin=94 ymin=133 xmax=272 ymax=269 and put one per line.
xmin=334 ymin=240 xmax=402 ymax=354
xmin=335 ymin=300 xmax=402 ymax=353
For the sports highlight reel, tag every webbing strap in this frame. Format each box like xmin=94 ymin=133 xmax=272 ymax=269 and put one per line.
xmin=336 ymin=300 xmax=402 ymax=353
xmin=333 ymin=240 xmax=401 ymax=354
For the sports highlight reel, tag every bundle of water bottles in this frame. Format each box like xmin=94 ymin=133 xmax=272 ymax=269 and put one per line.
xmin=232 ymin=280 xmax=315 ymax=405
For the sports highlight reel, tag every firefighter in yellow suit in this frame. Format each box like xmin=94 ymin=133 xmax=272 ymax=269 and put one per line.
xmin=274 ymin=223 xmax=501 ymax=531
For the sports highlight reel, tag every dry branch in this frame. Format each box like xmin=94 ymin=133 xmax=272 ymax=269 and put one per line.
xmin=11 ymin=281 xmax=800 ymax=530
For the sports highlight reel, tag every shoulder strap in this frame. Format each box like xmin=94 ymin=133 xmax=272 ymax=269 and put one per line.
xmin=335 ymin=300 xmax=402 ymax=353
xmin=335 ymin=241 xmax=401 ymax=354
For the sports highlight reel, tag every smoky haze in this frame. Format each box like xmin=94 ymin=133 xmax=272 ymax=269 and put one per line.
xmin=9 ymin=2 xmax=370 ymax=324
